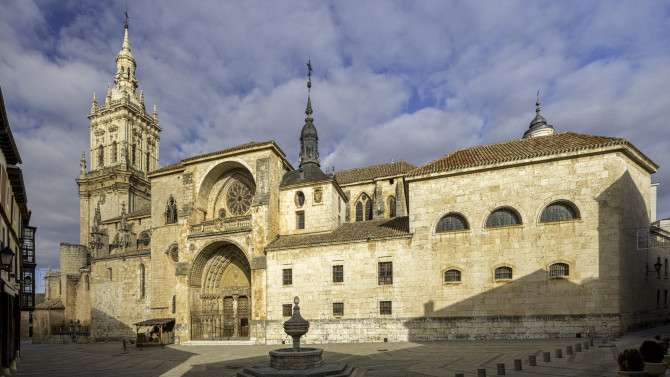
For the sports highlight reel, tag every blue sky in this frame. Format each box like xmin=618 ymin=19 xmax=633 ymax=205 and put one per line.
xmin=1 ymin=1 xmax=670 ymax=286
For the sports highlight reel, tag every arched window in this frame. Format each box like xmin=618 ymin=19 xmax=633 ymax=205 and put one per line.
xmin=355 ymin=193 xmax=373 ymax=222
xmin=436 ymin=213 xmax=468 ymax=232
xmin=165 ymin=196 xmax=178 ymax=224
xmin=550 ymin=263 xmax=569 ymax=277
xmin=140 ymin=264 xmax=145 ymax=298
xmin=167 ymin=243 xmax=179 ymax=262
xmin=444 ymin=269 xmax=461 ymax=282
xmin=494 ymin=266 xmax=513 ymax=280
xmin=111 ymin=141 xmax=117 ymax=163
xmin=486 ymin=208 xmax=521 ymax=228
xmin=388 ymin=196 xmax=396 ymax=218
xmin=541 ymin=201 xmax=579 ymax=223
xmin=98 ymin=145 xmax=104 ymax=167
xmin=145 ymin=151 xmax=150 ymax=171
xmin=295 ymin=191 xmax=305 ymax=207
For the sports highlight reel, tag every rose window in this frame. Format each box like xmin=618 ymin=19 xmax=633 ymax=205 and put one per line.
xmin=226 ymin=181 xmax=253 ymax=216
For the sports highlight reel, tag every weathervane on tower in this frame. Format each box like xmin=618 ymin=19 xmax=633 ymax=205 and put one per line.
xmin=124 ymin=2 xmax=129 ymax=28
xmin=306 ymin=58 xmax=313 ymax=93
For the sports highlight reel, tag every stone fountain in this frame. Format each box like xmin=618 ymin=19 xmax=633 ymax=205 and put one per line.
xmin=237 ymin=297 xmax=357 ymax=376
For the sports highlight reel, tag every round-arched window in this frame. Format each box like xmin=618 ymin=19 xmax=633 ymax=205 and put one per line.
xmin=541 ymin=202 xmax=579 ymax=223
xmin=486 ymin=208 xmax=521 ymax=228
xmin=226 ymin=181 xmax=253 ymax=216
xmin=436 ymin=213 xmax=468 ymax=232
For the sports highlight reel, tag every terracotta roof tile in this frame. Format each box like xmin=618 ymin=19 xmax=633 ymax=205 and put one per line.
xmin=266 ymin=216 xmax=410 ymax=249
xmin=408 ymin=132 xmax=655 ymax=177
xmin=335 ymin=161 xmax=416 ymax=185
xmin=35 ymin=298 xmax=65 ymax=310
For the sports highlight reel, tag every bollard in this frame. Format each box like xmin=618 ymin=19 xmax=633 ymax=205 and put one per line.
xmin=543 ymin=351 xmax=551 ymax=362
xmin=583 ymin=341 xmax=589 ymax=350
xmin=575 ymin=343 xmax=581 ymax=352
xmin=497 ymin=363 xmax=505 ymax=375
xmin=529 ymin=355 xmax=537 ymax=366
xmin=514 ymin=359 xmax=522 ymax=370
xmin=455 ymin=374 xmax=464 ymax=377
xmin=566 ymin=345 xmax=573 ymax=355
xmin=477 ymin=368 xmax=487 ymax=377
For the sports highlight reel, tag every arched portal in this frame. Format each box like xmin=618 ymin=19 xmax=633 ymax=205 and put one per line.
xmin=189 ymin=242 xmax=251 ymax=340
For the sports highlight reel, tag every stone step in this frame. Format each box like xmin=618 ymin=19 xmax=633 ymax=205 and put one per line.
xmin=183 ymin=339 xmax=257 ymax=346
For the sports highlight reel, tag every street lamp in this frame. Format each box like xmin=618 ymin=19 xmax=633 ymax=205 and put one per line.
xmin=0 ymin=247 xmax=14 ymax=271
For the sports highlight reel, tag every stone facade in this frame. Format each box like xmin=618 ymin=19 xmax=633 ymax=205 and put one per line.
xmin=35 ymin=23 xmax=668 ymax=345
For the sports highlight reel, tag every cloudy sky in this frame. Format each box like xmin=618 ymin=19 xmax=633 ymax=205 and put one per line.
xmin=1 ymin=1 xmax=669 ymax=282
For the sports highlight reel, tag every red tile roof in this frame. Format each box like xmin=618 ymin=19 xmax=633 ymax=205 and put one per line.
xmin=335 ymin=161 xmax=416 ymax=185
xmin=266 ymin=216 xmax=410 ymax=249
xmin=408 ymin=132 xmax=657 ymax=177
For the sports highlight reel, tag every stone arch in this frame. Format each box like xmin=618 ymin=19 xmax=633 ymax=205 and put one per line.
xmin=189 ymin=241 xmax=251 ymax=288
xmin=188 ymin=240 xmax=253 ymax=340
xmin=194 ymin=160 xmax=256 ymax=222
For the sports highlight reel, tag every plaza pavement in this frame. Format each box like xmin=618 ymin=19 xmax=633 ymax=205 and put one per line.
xmin=6 ymin=325 xmax=670 ymax=377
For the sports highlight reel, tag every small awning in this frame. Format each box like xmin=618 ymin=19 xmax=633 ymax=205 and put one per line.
xmin=133 ymin=318 xmax=175 ymax=327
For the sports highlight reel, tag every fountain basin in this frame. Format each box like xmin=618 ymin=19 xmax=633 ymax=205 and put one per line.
xmin=270 ymin=348 xmax=323 ymax=370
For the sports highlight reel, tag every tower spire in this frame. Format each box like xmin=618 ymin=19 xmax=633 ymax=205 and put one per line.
xmin=299 ymin=58 xmax=320 ymax=169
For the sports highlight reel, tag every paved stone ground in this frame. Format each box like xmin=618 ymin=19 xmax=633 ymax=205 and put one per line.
xmin=6 ymin=325 xmax=670 ymax=377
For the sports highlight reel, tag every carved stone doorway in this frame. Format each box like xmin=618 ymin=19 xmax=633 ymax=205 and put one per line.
xmin=190 ymin=243 xmax=251 ymax=340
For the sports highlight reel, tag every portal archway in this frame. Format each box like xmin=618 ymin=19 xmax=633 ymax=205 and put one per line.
xmin=189 ymin=242 xmax=251 ymax=340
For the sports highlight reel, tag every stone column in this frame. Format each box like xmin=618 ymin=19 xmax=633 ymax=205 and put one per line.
xmin=233 ymin=294 xmax=239 ymax=337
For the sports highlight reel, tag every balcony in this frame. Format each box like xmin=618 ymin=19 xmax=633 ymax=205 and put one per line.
xmin=188 ymin=216 xmax=251 ymax=239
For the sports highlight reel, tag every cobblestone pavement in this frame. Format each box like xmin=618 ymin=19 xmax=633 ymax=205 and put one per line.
xmin=6 ymin=325 xmax=670 ymax=377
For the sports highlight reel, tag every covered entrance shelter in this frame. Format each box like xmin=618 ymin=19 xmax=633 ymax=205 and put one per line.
xmin=134 ymin=318 xmax=175 ymax=347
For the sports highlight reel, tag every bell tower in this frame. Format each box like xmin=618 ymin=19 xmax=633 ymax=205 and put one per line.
xmin=76 ymin=20 xmax=161 ymax=246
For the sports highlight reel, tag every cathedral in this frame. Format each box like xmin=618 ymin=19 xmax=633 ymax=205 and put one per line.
xmin=34 ymin=22 xmax=668 ymax=345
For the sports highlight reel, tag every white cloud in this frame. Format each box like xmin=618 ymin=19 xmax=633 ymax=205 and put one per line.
xmin=1 ymin=0 xmax=669 ymax=274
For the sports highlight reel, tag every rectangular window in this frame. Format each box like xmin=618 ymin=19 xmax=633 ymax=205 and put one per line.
xmin=282 ymin=304 xmax=292 ymax=317
xmin=380 ymin=301 xmax=392 ymax=315
xmin=665 ymin=290 xmax=668 ymax=307
xmin=283 ymin=268 xmax=292 ymax=286
xmin=665 ymin=259 xmax=668 ymax=278
xmin=296 ymin=211 xmax=305 ymax=230
xmin=333 ymin=302 xmax=344 ymax=316
xmin=378 ymin=261 xmax=393 ymax=285
xmin=332 ymin=265 xmax=343 ymax=283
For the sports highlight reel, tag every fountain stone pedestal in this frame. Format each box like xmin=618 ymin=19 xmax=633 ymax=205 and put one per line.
xmin=237 ymin=297 xmax=357 ymax=377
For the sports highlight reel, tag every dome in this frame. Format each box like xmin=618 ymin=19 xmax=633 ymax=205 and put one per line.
xmin=300 ymin=121 xmax=318 ymax=140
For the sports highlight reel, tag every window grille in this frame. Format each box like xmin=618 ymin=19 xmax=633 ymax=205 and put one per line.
xmin=494 ymin=266 xmax=513 ymax=280
xmin=549 ymin=263 xmax=569 ymax=277
xmin=541 ymin=202 xmax=578 ymax=222
xmin=378 ymin=262 xmax=393 ymax=285
xmin=486 ymin=208 xmax=520 ymax=228
xmin=333 ymin=302 xmax=344 ymax=316
xmin=297 ymin=212 xmax=305 ymax=229
xmin=332 ymin=265 xmax=343 ymax=283
xmin=444 ymin=269 xmax=461 ymax=282
xmin=282 ymin=304 xmax=292 ymax=317
xmin=436 ymin=214 xmax=468 ymax=232
xmin=380 ymin=301 xmax=392 ymax=315
xmin=283 ymin=269 xmax=292 ymax=285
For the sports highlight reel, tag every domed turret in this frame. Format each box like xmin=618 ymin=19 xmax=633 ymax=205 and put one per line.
xmin=523 ymin=94 xmax=554 ymax=139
